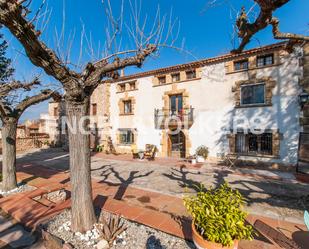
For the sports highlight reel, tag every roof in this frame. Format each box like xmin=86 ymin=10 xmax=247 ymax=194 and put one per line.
xmin=28 ymin=123 xmax=39 ymax=129
xmin=113 ymin=42 xmax=287 ymax=83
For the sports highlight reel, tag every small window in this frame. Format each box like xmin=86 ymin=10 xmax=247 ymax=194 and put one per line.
xmin=129 ymin=82 xmax=136 ymax=90
xmin=236 ymin=132 xmax=273 ymax=155
xmin=241 ymin=83 xmax=265 ymax=105
xmin=186 ymin=70 xmax=196 ymax=80
xmin=119 ymin=129 xmax=134 ymax=144
xmin=257 ymin=54 xmax=274 ymax=67
xmin=53 ymin=107 xmax=58 ymax=116
xmin=92 ymin=103 xmax=97 ymax=116
xmin=123 ymin=100 xmax=132 ymax=114
xmin=234 ymin=59 xmax=249 ymax=71
xmin=119 ymin=84 xmax=126 ymax=92
xmin=171 ymin=73 xmax=180 ymax=82
xmin=158 ymin=76 xmax=166 ymax=84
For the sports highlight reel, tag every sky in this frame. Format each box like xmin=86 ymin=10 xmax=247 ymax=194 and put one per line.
xmin=2 ymin=0 xmax=308 ymax=123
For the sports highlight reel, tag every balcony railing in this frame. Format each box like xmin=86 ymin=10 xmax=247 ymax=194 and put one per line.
xmin=154 ymin=107 xmax=194 ymax=129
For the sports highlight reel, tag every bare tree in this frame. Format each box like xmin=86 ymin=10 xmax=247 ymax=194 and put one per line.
xmin=0 ymin=78 xmax=60 ymax=191
xmin=233 ymin=0 xmax=309 ymax=53
xmin=0 ymin=0 xmax=177 ymax=232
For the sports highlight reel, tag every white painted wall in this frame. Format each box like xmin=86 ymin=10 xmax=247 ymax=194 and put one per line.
xmin=108 ymin=50 xmax=302 ymax=165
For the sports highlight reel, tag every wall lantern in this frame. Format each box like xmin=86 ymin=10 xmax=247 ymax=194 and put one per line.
xmin=299 ymin=91 xmax=309 ymax=108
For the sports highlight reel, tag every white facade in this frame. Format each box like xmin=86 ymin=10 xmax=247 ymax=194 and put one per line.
xmin=105 ymin=43 xmax=303 ymax=166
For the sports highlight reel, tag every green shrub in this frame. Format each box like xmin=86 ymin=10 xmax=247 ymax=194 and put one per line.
xmin=96 ymin=145 xmax=104 ymax=152
xmin=195 ymin=146 xmax=209 ymax=159
xmin=184 ymin=182 xmax=254 ymax=247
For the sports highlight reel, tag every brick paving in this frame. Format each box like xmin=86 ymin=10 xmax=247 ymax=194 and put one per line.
xmin=0 ymin=163 xmax=307 ymax=248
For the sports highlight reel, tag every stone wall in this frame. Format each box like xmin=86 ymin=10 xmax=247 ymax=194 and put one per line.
xmin=0 ymin=136 xmax=49 ymax=152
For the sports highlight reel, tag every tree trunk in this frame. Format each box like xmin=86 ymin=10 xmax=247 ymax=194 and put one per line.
xmin=1 ymin=119 xmax=18 ymax=192
xmin=66 ymin=98 xmax=96 ymax=232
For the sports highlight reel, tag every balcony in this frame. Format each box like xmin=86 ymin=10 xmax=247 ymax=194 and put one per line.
xmin=154 ymin=108 xmax=194 ymax=129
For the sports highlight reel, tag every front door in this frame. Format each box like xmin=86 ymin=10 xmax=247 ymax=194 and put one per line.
xmin=168 ymin=131 xmax=186 ymax=158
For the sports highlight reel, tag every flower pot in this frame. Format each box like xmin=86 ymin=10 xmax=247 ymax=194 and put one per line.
xmin=191 ymin=223 xmax=239 ymax=249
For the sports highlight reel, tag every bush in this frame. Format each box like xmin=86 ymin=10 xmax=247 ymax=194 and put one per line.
xmin=184 ymin=182 xmax=254 ymax=247
xmin=195 ymin=146 xmax=209 ymax=159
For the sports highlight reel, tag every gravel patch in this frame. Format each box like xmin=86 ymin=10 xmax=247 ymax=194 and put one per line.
xmin=45 ymin=209 xmax=195 ymax=249
xmin=0 ymin=183 xmax=36 ymax=196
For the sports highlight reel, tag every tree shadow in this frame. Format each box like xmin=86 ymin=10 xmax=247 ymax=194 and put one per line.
xmin=146 ymin=235 xmax=165 ymax=249
xmin=162 ymin=166 xmax=202 ymax=192
xmin=228 ymin=178 xmax=309 ymax=213
xmin=98 ymin=165 xmax=154 ymax=200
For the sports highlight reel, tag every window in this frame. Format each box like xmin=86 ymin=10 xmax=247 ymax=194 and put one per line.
xmin=241 ymin=83 xmax=265 ymax=105
xmin=186 ymin=70 xmax=196 ymax=80
xmin=123 ymin=100 xmax=132 ymax=114
xmin=119 ymin=129 xmax=134 ymax=144
xmin=119 ymin=84 xmax=126 ymax=92
xmin=170 ymin=94 xmax=183 ymax=115
xmin=129 ymin=82 xmax=136 ymax=90
xmin=257 ymin=54 xmax=274 ymax=67
xmin=92 ymin=103 xmax=97 ymax=116
xmin=236 ymin=132 xmax=273 ymax=155
xmin=171 ymin=73 xmax=180 ymax=82
xmin=53 ymin=107 xmax=58 ymax=116
xmin=158 ymin=76 xmax=166 ymax=84
xmin=234 ymin=59 xmax=249 ymax=71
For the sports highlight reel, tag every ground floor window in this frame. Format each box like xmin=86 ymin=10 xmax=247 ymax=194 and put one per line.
xmin=236 ymin=132 xmax=273 ymax=155
xmin=118 ymin=129 xmax=135 ymax=145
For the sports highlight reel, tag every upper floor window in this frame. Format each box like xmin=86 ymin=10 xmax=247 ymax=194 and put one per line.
xmin=234 ymin=59 xmax=249 ymax=71
xmin=171 ymin=73 xmax=180 ymax=82
xmin=53 ymin=107 xmax=58 ymax=116
xmin=158 ymin=76 xmax=166 ymax=85
xmin=257 ymin=54 xmax=274 ymax=67
xmin=129 ymin=82 xmax=136 ymax=90
xmin=241 ymin=83 xmax=265 ymax=105
xmin=186 ymin=70 xmax=196 ymax=80
xmin=123 ymin=100 xmax=132 ymax=114
xmin=119 ymin=129 xmax=134 ymax=144
xmin=92 ymin=103 xmax=97 ymax=116
xmin=119 ymin=83 xmax=126 ymax=92
xmin=236 ymin=132 xmax=273 ymax=155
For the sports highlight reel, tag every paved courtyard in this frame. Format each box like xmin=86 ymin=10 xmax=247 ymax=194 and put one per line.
xmin=15 ymin=148 xmax=309 ymax=224
xmin=0 ymin=148 xmax=307 ymax=248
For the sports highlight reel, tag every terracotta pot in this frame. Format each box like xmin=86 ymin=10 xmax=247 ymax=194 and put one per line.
xmin=191 ymin=223 xmax=239 ymax=249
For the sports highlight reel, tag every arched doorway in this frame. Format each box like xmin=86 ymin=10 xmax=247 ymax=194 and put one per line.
xmin=168 ymin=130 xmax=186 ymax=158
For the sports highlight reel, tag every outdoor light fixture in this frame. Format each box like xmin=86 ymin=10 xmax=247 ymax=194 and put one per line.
xmin=299 ymin=91 xmax=309 ymax=108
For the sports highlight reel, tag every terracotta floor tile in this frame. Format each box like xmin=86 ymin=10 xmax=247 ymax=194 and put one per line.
xmin=116 ymin=205 xmax=148 ymax=220
xmin=134 ymin=209 xmax=171 ymax=229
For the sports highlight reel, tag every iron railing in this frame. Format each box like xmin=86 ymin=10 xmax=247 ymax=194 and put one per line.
xmin=154 ymin=107 xmax=194 ymax=129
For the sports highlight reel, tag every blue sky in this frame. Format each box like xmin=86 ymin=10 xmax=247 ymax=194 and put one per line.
xmin=2 ymin=0 xmax=308 ymax=122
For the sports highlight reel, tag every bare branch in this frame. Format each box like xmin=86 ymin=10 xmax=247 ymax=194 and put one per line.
xmin=233 ymin=0 xmax=309 ymax=53
xmin=15 ymin=89 xmax=61 ymax=115
xmin=0 ymin=0 xmax=80 ymax=88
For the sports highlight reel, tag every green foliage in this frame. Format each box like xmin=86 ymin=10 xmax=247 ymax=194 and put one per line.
xmin=184 ymin=182 xmax=254 ymax=247
xmin=195 ymin=145 xmax=209 ymax=159
xmin=0 ymin=27 xmax=14 ymax=82
xmin=96 ymin=145 xmax=104 ymax=152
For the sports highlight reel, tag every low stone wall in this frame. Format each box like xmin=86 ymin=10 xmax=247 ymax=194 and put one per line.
xmin=0 ymin=136 xmax=50 ymax=152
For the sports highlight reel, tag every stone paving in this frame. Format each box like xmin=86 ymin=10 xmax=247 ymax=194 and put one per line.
xmin=0 ymin=148 xmax=308 ymax=248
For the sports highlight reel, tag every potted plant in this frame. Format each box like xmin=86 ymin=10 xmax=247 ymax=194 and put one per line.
xmin=184 ymin=182 xmax=254 ymax=249
xmin=196 ymin=146 xmax=209 ymax=163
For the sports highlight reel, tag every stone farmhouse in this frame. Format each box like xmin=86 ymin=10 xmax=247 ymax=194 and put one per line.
xmin=40 ymin=42 xmax=309 ymax=168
